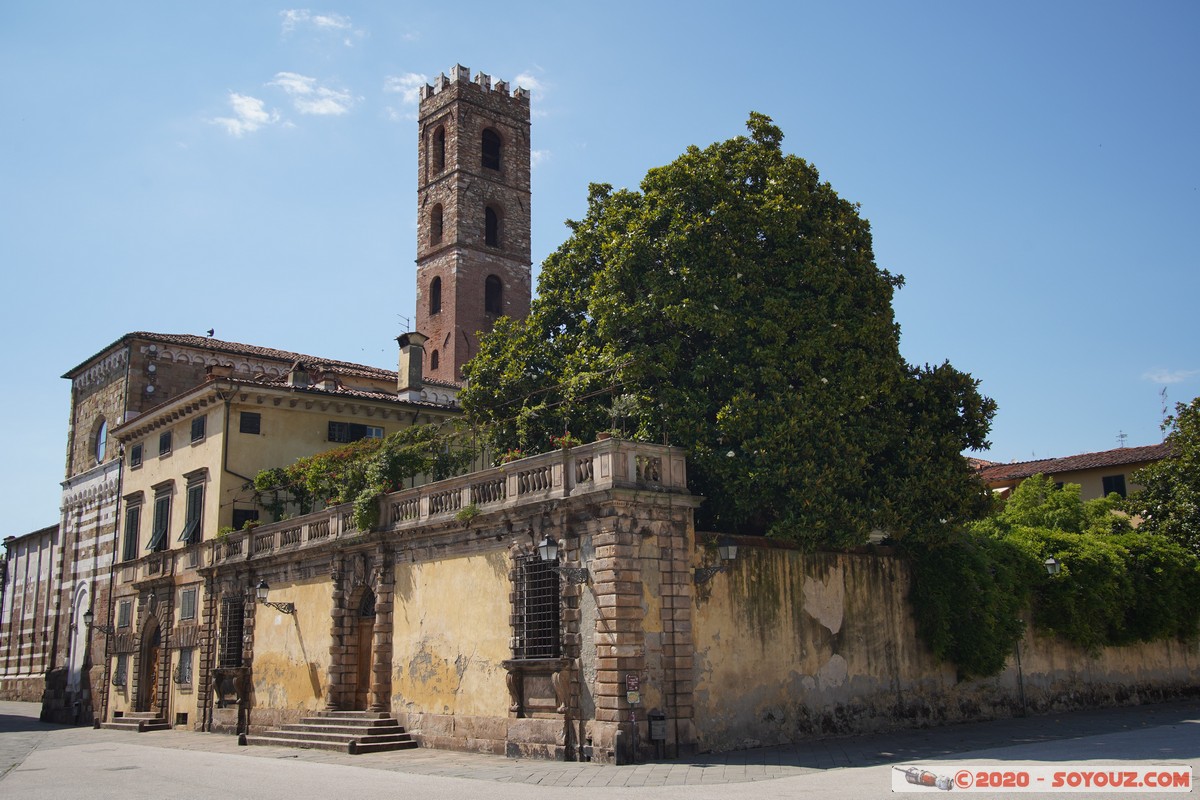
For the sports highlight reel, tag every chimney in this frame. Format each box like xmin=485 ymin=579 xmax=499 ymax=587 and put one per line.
xmin=396 ymin=333 xmax=428 ymax=400
xmin=287 ymin=361 xmax=310 ymax=388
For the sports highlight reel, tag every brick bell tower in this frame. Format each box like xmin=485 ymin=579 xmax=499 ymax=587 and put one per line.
xmin=415 ymin=64 xmax=532 ymax=385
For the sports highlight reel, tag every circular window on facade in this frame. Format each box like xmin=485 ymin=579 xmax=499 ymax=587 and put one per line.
xmin=94 ymin=418 xmax=108 ymax=463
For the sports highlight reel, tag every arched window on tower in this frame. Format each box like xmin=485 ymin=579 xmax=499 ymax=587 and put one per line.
xmin=432 ymin=125 xmax=446 ymax=173
xmin=481 ymin=128 xmax=501 ymax=171
xmin=429 ymin=276 xmax=442 ymax=315
xmin=430 ymin=350 xmax=440 ymax=371
xmin=485 ymin=275 xmax=503 ymax=314
xmin=430 ymin=204 xmax=443 ymax=245
xmin=485 ymin=206 xmax=500 ymax=247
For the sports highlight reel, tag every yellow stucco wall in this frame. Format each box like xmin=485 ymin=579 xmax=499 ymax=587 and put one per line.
xmin=391 ymin=550 xmax=511 ymax=717
xmin=251 ymin=577 xmax=334 ymax=711
xmin=693 ymin=545 xmax=1198 ymax=752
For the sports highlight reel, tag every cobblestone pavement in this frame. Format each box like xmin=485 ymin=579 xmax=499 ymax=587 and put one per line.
xmin=2 ymin=699 xmax=1199 ymax=788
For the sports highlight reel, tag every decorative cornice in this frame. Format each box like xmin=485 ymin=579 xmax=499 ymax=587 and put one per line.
xmin=72 ymin=348 xmax=127 ymax=394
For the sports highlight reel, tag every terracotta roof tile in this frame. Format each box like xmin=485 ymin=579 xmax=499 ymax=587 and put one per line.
xmin=977 ymin=443 xmax=1172 ymax=482
xmin=64 ymin=331 xmax=461 ymax=389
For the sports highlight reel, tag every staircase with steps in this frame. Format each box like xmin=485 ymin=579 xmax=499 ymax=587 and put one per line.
xmin=101 ymin=711 xmax=171 ymax=732
xmin=246 ymin=711 xmax=418 ymax=754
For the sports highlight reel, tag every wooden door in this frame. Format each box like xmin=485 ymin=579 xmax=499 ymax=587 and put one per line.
xmin=354 ymin=589 xmax=376 ymax=711
xmin=140 ymin=627 xmax=161 ymax=713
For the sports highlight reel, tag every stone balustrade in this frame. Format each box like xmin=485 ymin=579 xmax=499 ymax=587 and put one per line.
xmin=208 ymin=438 xmax=688 ymax=568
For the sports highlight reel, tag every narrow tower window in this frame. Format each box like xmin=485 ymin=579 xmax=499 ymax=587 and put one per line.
xmin=430 ymin=350 xmax=439 ymax=371
xmin=481 ymin=128 xmax=501 ymax=171
xmin=432 ymin=125 xmax=445 ymax=173
xmin=430 ymin=204 xmax=443 ymax=245
xmin=429 ymin=276 xmax=442 ymax=314
xmin=485 ymin=206 xmax=500 ymax=247
xmin=485 ymin=275 xmax=503 ymax=314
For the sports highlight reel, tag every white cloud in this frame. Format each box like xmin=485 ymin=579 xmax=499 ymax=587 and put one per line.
xmin=1143 ymin=368 xmax=1200 ymax=385
xmin=211 ymin=93 xmax=279 ymax=137
xmin=280 ymin=9 xmax=362 ymax=45
xmin=383 ymin=73 xmax=428 ymax=105
xmin=513 ymin=72 xmax=544 ymax=95
xmin=269 ymin=71 xmax=356 ymax=115
xmin=531 ymin=149 xmax=550 ymax=168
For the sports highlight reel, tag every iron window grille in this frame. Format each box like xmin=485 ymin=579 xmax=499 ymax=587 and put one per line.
xmin=512 ymin=553 xmax=561 ymax=660
xmin=174 ymin=648 xmax=194 ymax=685
xmin=218 ymin=597 xmax=245 ymax=668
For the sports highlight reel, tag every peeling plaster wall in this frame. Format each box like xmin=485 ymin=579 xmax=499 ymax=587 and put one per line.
xmin=251 ymin=577 xmax=333 ymax=713
xmin=693 ymin=546 xmax=1199 ymax=753
xmin=391 ymin=550 xmax=511 ymax=718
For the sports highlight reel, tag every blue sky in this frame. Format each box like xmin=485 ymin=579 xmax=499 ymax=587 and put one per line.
xmin=2 ymin=2 xmax=1197 ymax=535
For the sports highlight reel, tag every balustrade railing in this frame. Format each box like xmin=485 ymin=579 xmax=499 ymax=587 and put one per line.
xmin=208 ymin=439 xmax=686 ymax=567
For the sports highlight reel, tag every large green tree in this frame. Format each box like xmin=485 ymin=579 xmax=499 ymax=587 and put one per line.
xmin=1129 ymin=396 xmax=1200 ymax=554
xmin=462 ymin=114 xmax=995 ymax=547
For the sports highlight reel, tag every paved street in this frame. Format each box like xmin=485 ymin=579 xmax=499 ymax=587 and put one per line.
xmin=2 ymin=699 xmax=1197 ymax=799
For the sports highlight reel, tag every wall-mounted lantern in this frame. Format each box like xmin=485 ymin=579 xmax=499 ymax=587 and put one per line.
xmin=255 ymin=579 xmax=296 ymax=614
xmin=537 ymin=534 xmax=590 ymax=585
xmin=695 ymin=536 xmax=739 ymax=585
xmin=82 ymin=605 xmax=117 ymax=635
xmin=1043 ymin=557 xmax=1062 ymax=576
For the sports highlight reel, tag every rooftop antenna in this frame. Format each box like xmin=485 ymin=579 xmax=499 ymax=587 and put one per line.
xmin=1161 ymin=386 xmax=1170 ymax=437
xmin=1117 ymin=430 xmax=1128 ymax=448
xmin=396 ymin=313 xmax=412 ymax=331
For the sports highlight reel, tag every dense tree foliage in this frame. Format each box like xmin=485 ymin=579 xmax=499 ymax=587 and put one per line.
xmin=1129 ymin=396 xmax=1200 ymax=554
xmin=910 ymin=474 xmax=1200 ymax=674
xmin=462 ymin=113 xmax=995 ymax=547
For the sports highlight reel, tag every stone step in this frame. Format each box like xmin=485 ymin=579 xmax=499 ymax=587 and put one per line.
xmin=247 ymin=715 xmax=418 ymax=755
xmin=312 ymin=711 xmax=393 ymax=720
xmin=296 ymin=716 xmax=400 ymax=728
xmin=247 ymin=733 xmax=418 ymax=754
xmin=279 ymin=724 xmax=408 ymax=738
xmin=101 ymin=716 xmax=171 ymax=733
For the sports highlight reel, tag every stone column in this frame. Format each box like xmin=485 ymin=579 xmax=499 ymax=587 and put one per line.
xmin=325 ymin=557 xmax=345 ymax=712
xmin=369 ymin=550 xmax=393 ymax=713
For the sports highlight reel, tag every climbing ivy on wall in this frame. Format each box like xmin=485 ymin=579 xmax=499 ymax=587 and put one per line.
xmin=905 ymin=474 xmax=1200 ymax=678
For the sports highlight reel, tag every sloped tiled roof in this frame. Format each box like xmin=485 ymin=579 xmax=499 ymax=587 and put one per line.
xmin=63 ymin=331 xmax=461 ymax=389
xmin=977 ymin=443 xmax=1172 ymax=482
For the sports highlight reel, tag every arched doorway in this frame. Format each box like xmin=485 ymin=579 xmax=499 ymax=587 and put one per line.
xmin=139 ymin=619 xmax=162 ymax=714
xmin=354 ymin=588 xmax=376 ymax=711
xmin=66 ymin=583 xmax=90 ymax=696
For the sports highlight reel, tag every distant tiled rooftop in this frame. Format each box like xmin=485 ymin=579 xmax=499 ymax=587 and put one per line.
xmin=64 ymin=331 xmax=461 ymax=389
xmin=977 ymin=443 xmax=1172 ymax=482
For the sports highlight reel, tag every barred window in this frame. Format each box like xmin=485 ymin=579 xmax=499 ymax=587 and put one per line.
xmin=240 ymin=412 xmax=261 ymax=435
xmin=512 ymin=553 xmax=560 ymax=660
xmin=114 ymin=654 xmax=128 ymax=686
xmin=175 ymin=647 xmax=194 ymax=685
xmin=218 ymin=597 xmax=245 ymax=668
